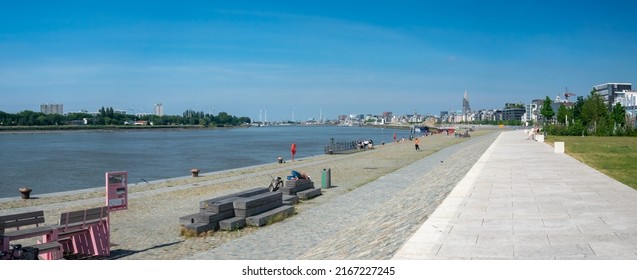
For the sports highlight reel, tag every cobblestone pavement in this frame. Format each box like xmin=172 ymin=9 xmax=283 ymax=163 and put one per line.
xmin=187 ymin=132 xmax=500 ymax=259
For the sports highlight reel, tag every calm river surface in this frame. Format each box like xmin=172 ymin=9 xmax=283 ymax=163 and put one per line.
xmin=0 ymin=126 xmax=408 ymax=198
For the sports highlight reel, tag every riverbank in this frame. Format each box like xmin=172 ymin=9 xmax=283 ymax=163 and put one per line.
xmin=1 ymin=128 xmax=499 ymax=259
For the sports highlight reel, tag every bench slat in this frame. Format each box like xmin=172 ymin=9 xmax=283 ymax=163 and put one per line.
xmin=0 ymin=211 xmax=45 ymax=223
xmin=0 ymin=211 xmax=46 ymax=232
xmin=1 ymin=225 xmax=56 ymax=238
xmin=31 ymin=242 xmax=62 ymax=253
xmin=57 ymin=219 xmax=106 ymax=232
xmin=59 ymin=207 xmax=108 ymax=227
xmin=0 ymin=217 xmax=46 ymax=231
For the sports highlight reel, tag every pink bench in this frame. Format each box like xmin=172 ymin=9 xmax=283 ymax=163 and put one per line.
xmin=57 ymin=206 xmax=110 ymax=257
xmin=0 ymin=210 xmax=62 ymax=260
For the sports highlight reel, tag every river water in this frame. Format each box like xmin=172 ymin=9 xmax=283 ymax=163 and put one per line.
xmin=0 ymin=125 xmax=407 ymax=198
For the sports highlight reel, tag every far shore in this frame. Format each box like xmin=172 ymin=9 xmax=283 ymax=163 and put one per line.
xmin=0 ymin=124 xmax=233 ymax=134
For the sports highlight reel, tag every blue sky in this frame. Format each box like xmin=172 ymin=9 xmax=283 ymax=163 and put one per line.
xmin=1 ymin=1 xmax=636 ymax=121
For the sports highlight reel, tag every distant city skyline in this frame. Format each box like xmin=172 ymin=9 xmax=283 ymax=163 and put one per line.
xmin=2 ymin=1 xmax=637 ymax=121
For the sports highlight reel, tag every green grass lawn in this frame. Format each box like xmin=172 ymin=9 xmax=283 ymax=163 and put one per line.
xmin=546 ymin=136 xmax=637 ymax=190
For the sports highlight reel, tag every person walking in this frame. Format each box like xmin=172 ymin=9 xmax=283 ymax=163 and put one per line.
xmin=414 ymin=137 xmax=420 ymax=151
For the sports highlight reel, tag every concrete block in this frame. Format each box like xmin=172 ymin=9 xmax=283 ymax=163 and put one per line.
xmin=235 ymin=200 xmax=283 ymax=218
xmin=283 ymin=194 xmax=299 ymax=205
xmin=281 ymin=180 xmax=314 ymax=195
xmin=219 ymin=217 xmax=246 ymax=231
xmin=179 ymin=213 xmax=200 ymax=225
xmin=233 ymin=191 xmax=282 ymax=209
xmin=179 ymin=210 xmax=235 ymax=225
xmin=554 ymin=142 xmax=564 ymax=153
xmin=535 ymin=134 xmax=544 ymax=142
xmin=182 ymin=222 xmax=218 ymax=235
xmin=284 ymin=179 xmax=314 ymax=188
xmin=297 ymin=188 xmax=322 ymax=200
xmin=199 ymin=187 xmax=269 ymax=210
xmin=246 ymin=205 xmax=295 ymax=227
xmin=200 ymin=197 xmax=238 ymax=213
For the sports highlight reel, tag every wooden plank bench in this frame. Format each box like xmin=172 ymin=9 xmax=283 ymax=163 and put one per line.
xmin=0 ymin=210 xmax=62 ymax=260
xmin=57 ymin=206 xmax=110 ymax=257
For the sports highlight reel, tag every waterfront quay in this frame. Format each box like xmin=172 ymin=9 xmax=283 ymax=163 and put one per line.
xmin=4 ymin=128 xmax=637 ymax=260
xmin=1 ymin=128 xmax=491 ymax=259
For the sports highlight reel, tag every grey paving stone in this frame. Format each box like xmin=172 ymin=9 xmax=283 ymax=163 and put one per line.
xmin=395 ymin=130 xmax=637 ymax=260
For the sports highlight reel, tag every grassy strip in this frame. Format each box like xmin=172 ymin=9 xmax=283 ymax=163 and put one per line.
xmin=546 ymin=136 xmax=637 ymax=190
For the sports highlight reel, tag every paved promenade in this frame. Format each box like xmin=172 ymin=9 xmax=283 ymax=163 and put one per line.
xmin=187 ymin=131 xmax=500 ymax=260
xmin=393 ymin=130 xmax=637 ymax=260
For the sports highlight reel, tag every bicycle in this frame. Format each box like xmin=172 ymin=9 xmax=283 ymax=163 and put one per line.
xmin=268 ymin=176 xmax=283 ymax=192
xmin=0 ymin=244 xmax=39 ymax=260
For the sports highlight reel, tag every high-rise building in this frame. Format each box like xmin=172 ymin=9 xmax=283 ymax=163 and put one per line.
xmin=154 ymin=103 xmax=164 ymax=116
xmin=462 ymin=90 xmax=471 ymax=115
xmin=41 ymin=103 xmax=64 ymax=115
xmin=593 ymin=83 xmax=632 ymax=111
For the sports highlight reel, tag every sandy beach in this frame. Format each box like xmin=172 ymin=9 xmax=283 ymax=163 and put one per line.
xmin=1 ymin=128 xmax=498 ymax=260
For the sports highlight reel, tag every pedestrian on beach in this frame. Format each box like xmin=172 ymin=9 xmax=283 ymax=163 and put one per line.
xmin=414 ymin=137 xmax=420 ymax=151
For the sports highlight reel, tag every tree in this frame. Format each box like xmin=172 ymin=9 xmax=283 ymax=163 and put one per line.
xmin=572 ymin=96 xmax=585 ymax=121
xmin=540 ymin=96 xmax=554 ymax=124
xmin=611 ymin=102 xmax=626 ymax=127
xmin=216 ymin=112 xmax=232 ymax=125
xmin=557 ymin=103 xmax=568 ymax=125
xmin=581 ymin=89 xmax=609 ymax=135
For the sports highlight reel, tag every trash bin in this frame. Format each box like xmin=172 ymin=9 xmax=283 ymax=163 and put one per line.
xmin=321 ymin=168 xmax=331 ymax=189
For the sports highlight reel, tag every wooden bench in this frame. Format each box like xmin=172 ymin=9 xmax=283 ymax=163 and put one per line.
xmin=57 ymin=206 xmax=110 ymax=257
xmin=0 ymin=210 xmax=62 ymax=260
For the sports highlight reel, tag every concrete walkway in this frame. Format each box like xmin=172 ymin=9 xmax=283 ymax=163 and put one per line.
xmin=393 ymin=130 xmax=637 ymax=260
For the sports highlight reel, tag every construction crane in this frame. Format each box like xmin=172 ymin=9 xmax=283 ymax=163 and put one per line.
xmin=564 ymin=87 xmax=576 ymax=101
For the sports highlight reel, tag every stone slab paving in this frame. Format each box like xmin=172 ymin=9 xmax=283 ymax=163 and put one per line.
xmin=393 ymin=130 xmax=637 ymax=260
xmin=186 ymin=132 xmax=500 ymax=260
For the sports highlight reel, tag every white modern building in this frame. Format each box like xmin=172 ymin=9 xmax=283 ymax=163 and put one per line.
xmin=154 ymin=103 xmax=164 ymax=116
xmin=593 ymin=83 xmax=632 ymax=111
xmin=41 ymin=103 xmax=63 ymax=115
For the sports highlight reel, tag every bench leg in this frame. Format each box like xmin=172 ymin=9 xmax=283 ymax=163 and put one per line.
xmin=89 ymin=222 xmax=110 ymax=256
xmin=40 ymin=233 xmax=62 ymax=260
xmin=37 ymin=243 xmax=63 ymax=260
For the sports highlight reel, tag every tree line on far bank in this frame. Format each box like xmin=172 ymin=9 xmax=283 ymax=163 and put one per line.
xmin=0 ymin=107 xmax=251 ymax=128
xmin=540 ymin=90 xmax=636 ymax=136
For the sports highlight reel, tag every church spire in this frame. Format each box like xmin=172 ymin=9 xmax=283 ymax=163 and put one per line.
xmin=462 ymin=90 xmax=471 ymax=114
